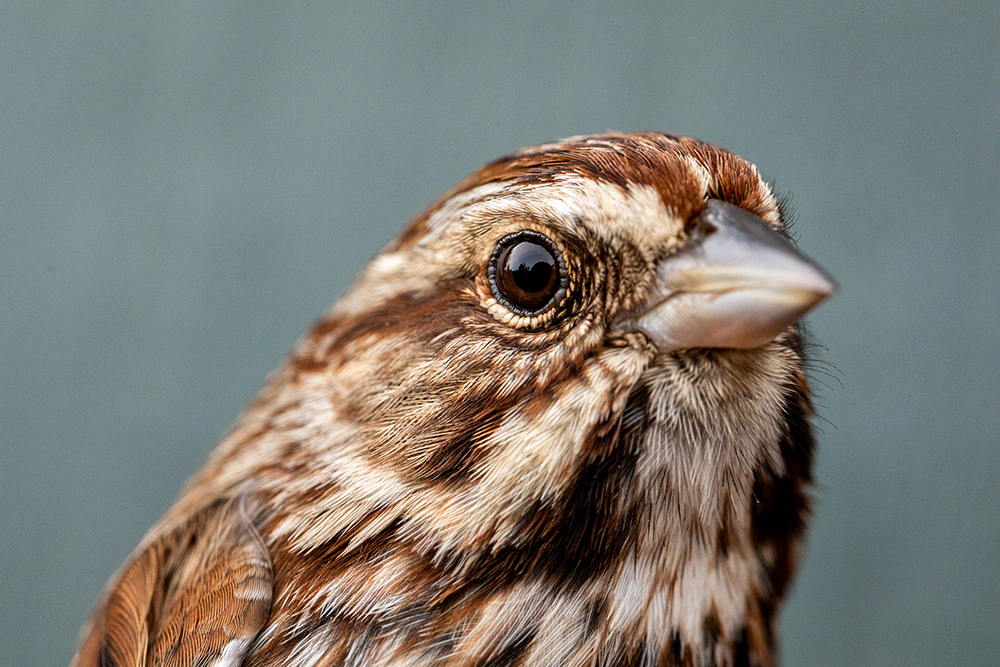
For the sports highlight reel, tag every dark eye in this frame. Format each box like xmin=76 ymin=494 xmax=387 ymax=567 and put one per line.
xmin=488 ymin=231 xmax=566 ymax=315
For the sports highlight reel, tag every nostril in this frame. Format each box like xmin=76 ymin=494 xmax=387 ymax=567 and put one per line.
xmin=694 ymin=219 xmax=718 ymax=239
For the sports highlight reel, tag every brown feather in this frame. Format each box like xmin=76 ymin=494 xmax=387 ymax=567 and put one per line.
xmin=72 ymin=498 xmax=272 ymax=667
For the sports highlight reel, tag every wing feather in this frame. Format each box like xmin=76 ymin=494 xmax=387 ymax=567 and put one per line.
xmin=71 ymin=498 xmax=273 ymax=667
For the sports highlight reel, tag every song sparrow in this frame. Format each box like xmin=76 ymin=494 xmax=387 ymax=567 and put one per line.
xmin=73 ymin=132 xmax=836 ymax=667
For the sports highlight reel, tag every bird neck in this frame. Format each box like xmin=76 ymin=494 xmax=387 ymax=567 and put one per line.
xmin=605 ymin=347 xmax=808 ymax=666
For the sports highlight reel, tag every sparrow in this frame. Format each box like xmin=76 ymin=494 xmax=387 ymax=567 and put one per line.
xmin=72 ymin=132 xmax=836 ymax=667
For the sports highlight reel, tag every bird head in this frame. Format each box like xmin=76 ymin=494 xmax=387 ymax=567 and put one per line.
xmin=239 ymin=133 xmax=834 ymax=545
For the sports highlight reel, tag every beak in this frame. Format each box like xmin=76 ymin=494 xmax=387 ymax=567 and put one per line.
xmin=623 ymin=199 xmax=837 ymax=353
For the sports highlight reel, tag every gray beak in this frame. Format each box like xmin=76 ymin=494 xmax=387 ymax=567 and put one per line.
xmin=626 ymin=199 xmax=837 ymax=353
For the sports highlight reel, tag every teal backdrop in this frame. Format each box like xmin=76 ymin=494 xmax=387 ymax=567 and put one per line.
xmin=2 ymin=3 xmax=997 ymax=666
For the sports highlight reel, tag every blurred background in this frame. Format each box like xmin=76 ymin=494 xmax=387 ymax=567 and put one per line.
xmin=2 ymin=3 xmax=997 ymax=666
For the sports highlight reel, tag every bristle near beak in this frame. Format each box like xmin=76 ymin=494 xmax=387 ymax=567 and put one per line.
xmin=622 ymin=199 xmax=837 ymax=353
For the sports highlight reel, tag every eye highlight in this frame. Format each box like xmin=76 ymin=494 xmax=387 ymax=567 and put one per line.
xmin=488 ymin=231 xmax=566 ymax=316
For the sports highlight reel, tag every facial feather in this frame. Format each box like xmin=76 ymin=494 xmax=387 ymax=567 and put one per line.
xmin=73 ymin=132 xmax=833 ymax=667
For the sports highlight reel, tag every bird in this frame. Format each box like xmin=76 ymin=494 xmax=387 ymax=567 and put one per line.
xmin=72 ymin=132 xmax=836 ymax=667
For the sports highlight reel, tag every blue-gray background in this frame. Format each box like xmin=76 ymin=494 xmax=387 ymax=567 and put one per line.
xmin=3 ymin=3 xmax=998 ymax=666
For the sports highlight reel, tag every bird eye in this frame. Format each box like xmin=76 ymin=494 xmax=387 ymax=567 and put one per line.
xmin=488 ymin=231 xmax=566 ymax=316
